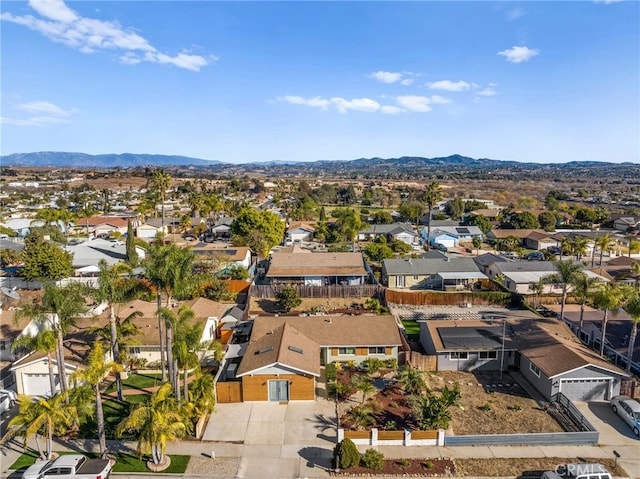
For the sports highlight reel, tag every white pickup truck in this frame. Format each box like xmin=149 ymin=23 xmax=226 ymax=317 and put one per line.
xmin=541 ymin=463 xmax=612 ymax=479
xmin=22 ymin=454 xmax=113 ymax=479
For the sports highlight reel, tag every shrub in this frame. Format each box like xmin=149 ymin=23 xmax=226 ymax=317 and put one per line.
xmin=333 ymin=439 xmax=360 ymax=469
xmin=385 ymin=358 xmax=398 ymax=369
xmin=384 ymin=420 xmax=397 ymax=430
xmin=325 ymin=363 xmax=337 ymax=382
xmin=423 ymin=461 xmax=434 ymax=469
xmin=275 ymin=287 xmax=302 ymax=312
xmin=480 ymin=403 xmax=492 ymax=411
xmin=508 ymin=404 xmax=522 ymax=412
xmin=362 ymin=448 xmax=384 ymax=470
xmin=397 ymin=459 xmax=410 ymax=467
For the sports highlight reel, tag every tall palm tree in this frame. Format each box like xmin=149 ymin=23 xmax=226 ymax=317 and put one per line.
xmin=570 ymin=237 xmax=589 ymax=261
xmin=624 ymin=290 xmax=640 ymax=373
xmin=71 ymin=342 xmax=122 ymax=457
xmin=594 ymin=233 xmax=614 ymax=266
xmin=149 ymin=169 xmax=171 ymax=232
xmin=96 ymin=260 xmax=147 ymax=400
xmin=1 ymin=393 xmax=77 ymax=460
xmin=549 ymin=260 xmax=583 ymax=322
xmin=424 ymin=181 xmax=443 ymax=251
xmin=172 ymin=309 xmax=202 ymax=402
xmin=15 ymin=282 xmax=90 ymax=396
xmin=158 ymin=305 xmax=196 ymax=399
xmin=570 ymin=272 xmax=600 ymax=343
xmin=592 ymin=282 xmax=627 ymax=357
xmin=188 ymin=373 xmax=216 ymax=417
xmin=11 ymin=330 xmax=58 ymax=396
xmin=116 ymin=382 xmax=187 ymax=466
xmin=627 ymin=238 xmax=640 ymax=258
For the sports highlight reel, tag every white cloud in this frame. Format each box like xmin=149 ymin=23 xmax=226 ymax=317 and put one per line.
xmin=277 ymin=96 xmax=380 ymax=113
xmin=430 ymin=95 xmax=451 ymax=104
xmin=498 ymin=46 xmax=540 ymax=63
xmin=426 ymin=80 xmax=471 ymax=92
xmin=593 ymin=0 xmax=623 ymax=3
xmin=1 ymin=0 xmax=212 ymax=72
xmin=370 ymin=71 xmax=403 ymax=84
xmin=16 ymin=100 xmax=74 ymax=116
xmin=475 ymin=88 xmax=497 ymax=97
xmin=395 ymin=95 xmax=432 ymax=112
xmin=370 ymin=70 xmax=415 ymax=86
xmin=380 ymin=106 xmax=405 ymax=115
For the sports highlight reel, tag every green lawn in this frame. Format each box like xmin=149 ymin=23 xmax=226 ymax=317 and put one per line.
xmin=103 ymin=373 xmax=164 ymax=394
xmin=11 ymin=451 xmax=189 ymax=474
xmin=402 ymin=320 xmax=421 ymax=340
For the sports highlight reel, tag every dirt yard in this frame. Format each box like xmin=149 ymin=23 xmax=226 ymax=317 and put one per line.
xmin=249 ymin=296 xmax=369 ymax=314
xmin=432 ymin=370 xmax=564 ymax=435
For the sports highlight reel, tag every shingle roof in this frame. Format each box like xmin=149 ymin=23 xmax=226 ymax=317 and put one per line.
xmin=382 ymin=257 xmax=482 ymax=276
xmin=494 ymin=260 xmax=560 ymax=274
xmin=250 ymin=315 xmax=403 ymax=348
xmin=236 ymin=323 xmax=321 ymax=377
xmin=473 ymin=253 xmax=508 ymax=267
xmin=267 ymin=252 xmax=367 ymax=277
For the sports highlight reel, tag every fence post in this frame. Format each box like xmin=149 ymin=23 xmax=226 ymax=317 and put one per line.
xmin=437 ymin=429 xmax=445 ymax=446
xmin=404 ymin=429 xmax=411 ymax=446
xmin=371 ymin=428 xmax=378 ymax=446
xmin=337 ymin=428 xmax=344 ymax=443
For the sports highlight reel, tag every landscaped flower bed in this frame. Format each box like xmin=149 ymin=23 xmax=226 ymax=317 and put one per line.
xmin=332 ymin=457 xmax=456 ymax=476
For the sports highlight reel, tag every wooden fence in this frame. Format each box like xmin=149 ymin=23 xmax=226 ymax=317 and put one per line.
xmin=340 ymin=428 xmax=442 ymax=446
xmin=225 ymin=279 xmax=251 ymax=294
xmin=407 ymin=351 xmax=437 ymax=372
xmin=250 ymin=284 xmax=383 ymax=299
xmin=385 ymin=289 xmax=511 ymax=307
xmin=216 ymin=381 xmax=243 ymax=403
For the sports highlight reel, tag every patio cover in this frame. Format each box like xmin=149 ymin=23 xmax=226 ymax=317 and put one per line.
xmin=437 ymin=272 xmax=487 ymax=280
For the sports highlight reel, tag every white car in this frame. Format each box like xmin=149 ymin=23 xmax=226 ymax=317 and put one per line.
xmin=0 ymin=388 xmax=17 ymax=414
xmin=610 ymin=395 xmax=640 ymax=436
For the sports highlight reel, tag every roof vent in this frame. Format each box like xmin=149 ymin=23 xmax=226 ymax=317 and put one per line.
xmin=288 ymin=345 xmax=303 ymax=354
xmin=256 ymin=346 xmax=274 ymax=355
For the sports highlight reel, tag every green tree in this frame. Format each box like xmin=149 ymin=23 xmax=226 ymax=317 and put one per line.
xmin=570 ymin=272 xmax=600 ymax=342
xmin=624 ymin=291 xmax=640 ymax=373
xmin=445 ymin=196 xmax=465 ymax=221
xmin=116 ymin=382 xmax=187 ymax=466
xmin=333 ymin=438 xmax=360 ymax=469
xmin=424 ymin=181 xmax=444 ymax=251
xmin=364 ymin=243 xmax=394 ymax=262
xmin=333 ymin=208 xmax=362 ymax=246
xmin=592 ymin=283 xmax=628 ymax=357
xmin=71 ymin=341 xmax=122 ymax=457
xmin=410 ymin=384 xmax=461 ymax=430
xmin=275 ymin=287 xmax=302 ymax=312
xmin=472 ymin=236 xmax=482 ymax=255
xmin=126 ymin=220 xmax=137 ymax=265
xmin=230 ymin=209 xmax=285 ymax=258
xmin=171 ymin=306 xmax=202 ymax=402
xmin=549 ymin=261 xmax=583 ymax=323
xmin=371 ymin=210 xmax=393 ymax=224
xmin=593 ymin=233 xmax=614 ymax=267
xmin=20 ymin=233 xmax=73 ymax=281
xmin=149 ymin=169 xmax=172 ymax=230
xmin=1 ymin=393 xmax=77 ymax=460
xmin=351 ymin=374 xmax=375 ymax=404
xmin=467 ymin=214 xmax=493 ymax=235
xmin=538 ymin=212 xmax=557 ymax=232
xmin=504 ymin=211 xmax=540 ymax=229
xmin=15 ymin=282 xmax=90 ymax=396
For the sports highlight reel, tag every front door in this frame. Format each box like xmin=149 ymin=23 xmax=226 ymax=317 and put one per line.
xmin=268 ymin=380 xmax=289 ymax=401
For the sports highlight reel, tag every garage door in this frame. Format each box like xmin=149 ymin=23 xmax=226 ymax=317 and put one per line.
xmin=560 ymin=378 xmax=610 ymax=401
xmin=23 ymin=374 xmax=59 ymax=397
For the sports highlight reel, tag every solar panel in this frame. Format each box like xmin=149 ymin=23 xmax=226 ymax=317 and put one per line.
xmin=456 ymin=227 xmax=470 ymax=234
xmin=438 ymin=326 xmax=503 ymax=349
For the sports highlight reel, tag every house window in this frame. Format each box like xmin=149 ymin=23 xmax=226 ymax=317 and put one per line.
xmin=479 ymin=351 xmax=498 ymax=360
xmin=0 ymin=341 xmax=6 ymax=351
xmin=368 ymin=347 xmax=385 ymax=355
xmin=338 ymin=347 xmax=356 ymax=355
xmin=529 ymin=362 xmax=541 ymax=377
xmin=450 ymin=352 xmax=468 ymax=360
xmin=413 ymin=275 xmax=419 ymax=280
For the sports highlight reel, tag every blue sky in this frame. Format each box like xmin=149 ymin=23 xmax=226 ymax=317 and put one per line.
xmin=1 ymin=0 xmax=639 ymax=164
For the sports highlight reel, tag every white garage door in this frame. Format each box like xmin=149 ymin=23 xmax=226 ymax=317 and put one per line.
xmin=560 ymin=378 xmax=610 ymax=401
xmin=23 ymin=374 xmax=58 ymax=397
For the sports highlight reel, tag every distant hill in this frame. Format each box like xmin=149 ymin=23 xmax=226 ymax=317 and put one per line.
xmin=0 ymin=152 xmax=221 ymax=168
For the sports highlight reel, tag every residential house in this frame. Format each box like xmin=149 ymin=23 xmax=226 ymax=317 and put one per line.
xmin=0 ymin=219 xmax=65 ymax=238
xmin=136 ymin=218 xmax=171 ymax=239
xmin=358 ymin=223 xmax=418 ymax=245
xmin=0 ymin=308 xmax=23 ymax=362
xmin=231 ymin=315 xmax=404 ymax=401
xmin=421 ymin=225 xmax=483 ymax=248
xmin=284 ymin=222 xmax=316 ymax=244
xmin=76 ymin=216 xmax=132 ymax=237
xmin=191 ymin=244 xmax=252 ymax=272
xmin=207 ymin=217 xmax=235 ymax=240
xmin=478 ymin=259 xmax=566 ymax=294
xmin=592 ymin=256 xmax=639 ymax=284
xmin=265 ymin=251 xmax=368 ymax=286
xmin=62 ymin=238 xmax=146 ymax=280
xmin=523 ymin=230 xmax=558 ymax=251
xmin=487 ymin=229 xmax=549 ymax=248
xmin=381 ymin=257 xmax=487 ymax=291
xmin=613 ymin=216 xmax=640 ymax=233
xmin=419 ymin=314 xmax=629 ymax=401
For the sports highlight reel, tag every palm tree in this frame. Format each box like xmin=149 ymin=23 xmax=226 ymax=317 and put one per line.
xmin=570 ymin=237 xmax=589 ymax=261
xmin=15 ymin=282 xmax=90 ymax=396
xmin=188 ymin=373 xmax=216 ymax=418
xmin=424 ymin=181 xmax=443 ymax=251
xmin=594 ymin=233 xmax=614 ymax=266
xmin=90 ymin=309 xmax=142 ymax=369
xmin=528 ymin=278 xmax=545 ymax=310
xmin=96 ymin=260 xmax=147 ymax=400
xmin=570 ymin=272 xmax=600 ymax=343
xmin=116 ymin=382 xmax=187 ymax=466
xmin=396 ymin=365 xmax=427 ymax=395
xmin=149 ymin=169 xmax=171 ymax=232
xmin=592 ymin=282 xmax=627 ymax=357
xmin=1 ymin=393 xmax=77 ymax=460
xmin=627 ymin=238 xmax=640 ymax=258
xmin=11 ymin=330 xmax=58 ymax=396
xmin=158 ymin=305 xmax=197 ymax=399
xmin=351 ymin=374 xmax=375 ymax=405
xmin=624 ymin=290 xmax=640 ymax=373
xmin=549 ymin=260 xmax=583 ymax=322
xmin=72 ymin=342 xmax=122 ymax=457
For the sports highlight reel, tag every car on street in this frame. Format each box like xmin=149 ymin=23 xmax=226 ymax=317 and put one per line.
xmin=0 ymin=388 xmax=17 ymax=415
xmin=433 ymin=243 xmax=448 ymax=253
xmin=610 ymin=395 xmax=640 ymax=436
xmin=547 ymin=246 xmax=562 ymax=255
xmin=21 ymin=454 xmax=114 ymax=479
xmin=525 ymin=251 xmax=544 ymax=261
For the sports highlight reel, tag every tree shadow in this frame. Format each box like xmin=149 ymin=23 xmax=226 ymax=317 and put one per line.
xmin=308 ymin=413 xmax=337 ymax=443
xmin=298 ymin=446 xmax=333 ymax=472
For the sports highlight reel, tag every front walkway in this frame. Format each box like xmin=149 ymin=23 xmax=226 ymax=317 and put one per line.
xmin=201 ymin=399 xmax=337 ymax=478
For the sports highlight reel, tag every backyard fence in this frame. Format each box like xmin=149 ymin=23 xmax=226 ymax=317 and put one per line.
xmin=216 ymin=381 xmax=243 ymax=403
xmin=406 ymin=351 xmax=437 ymax=371
xmin=385 ymin=289 xmax=511 ymax=307
xmin=250 ymin=284 xmax=383 ymax=299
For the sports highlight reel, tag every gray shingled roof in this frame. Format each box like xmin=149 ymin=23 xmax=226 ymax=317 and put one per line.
xmin=382 ymin=257 xmax=482 ymax=275
xmin=494 ymin=260 xmax=559 ymax=273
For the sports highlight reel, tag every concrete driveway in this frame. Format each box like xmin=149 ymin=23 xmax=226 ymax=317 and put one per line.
xmin=202 ymin=398 xmax=337 ymax=478
xmin=574 ymin=401 xmax=639 ymax=478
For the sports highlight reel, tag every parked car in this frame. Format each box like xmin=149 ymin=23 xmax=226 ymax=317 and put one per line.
xmin=541 ymin=463 xmax=612 ymax=479
xmin=525 ymin=251 xmax=544 ymax=261
xmin=610 ymin=395 xmax=640 ymax=436
xmin=22 ymin=454 xmax=114 ymax=479
xmin=434 ymin=243 xmax=448 ymax=253
xmin=0 ymin=388 xmax=17 ymax=415
xmin=547 ymin=246 xmax=562 ymax=255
